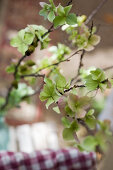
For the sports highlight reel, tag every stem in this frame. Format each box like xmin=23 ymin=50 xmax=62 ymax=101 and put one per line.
xmin=14 ymin=55 xmax=27 ymax=78
xmin=77 ymin=119 xmax=94 ymax=136
xmin=103 ymin=66 xmax=113 ymax=71
xmin=64 ymin=84 xmax=85 ymax=93
xmin=71 ymin=50 xmax=85 ymax=84
xmin=0 ymin=84 xmax=13 ymax=110
xmin=85 ymin=0 xmax=108 ymax=24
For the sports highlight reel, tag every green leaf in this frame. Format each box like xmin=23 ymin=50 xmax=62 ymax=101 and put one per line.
xmin=85 ymin=75 xmax=98 ymax=91
xmin=70 ymin=120 xmax=79 ymax=131
xmin=40 ymin=78 xmax=61 ymax=103
xmin=65 ymin=105 xmax=75 ymax=117
xmin=18 ymin=44 xmax=28 ymax=55
xmin=48 ymin=11 xmax=55 ymax=22
xmin=9 ymin=83 xmax=34 ymax=107
xmin=91 ymin=68 xmax=105 ymax=81
xmin=24 ymin=33 xmax=35 ymax=45
xmin=82 ymin=136 xmax=98 ymax=152
xmin=87 ymin=109 xmax=94 ymax=116
xmin=6 ymin=64 xmax=15 ymax=73
xmin=10 ymin=29 xmax=33 ymax=55
xmin=54 ymin=72 xmax=67 ymax=93
xmin=49 ymin=0 xmax=55 ymax=8
xmin=61 ymin=117 xmax=71 ymax=128
xmin=63 ymin=128 xmax=74 ymax=140
xmin=109 ymin=79 xmax=113 ymax=87
xmin=53 ymin=106 xmax=60 ymax=114
xmin=57 ymin=4 xmax=65 ymax=16
xmin=67 ymin=94 xmax=90 ymax=117
xmin=64 ymin=5 xmax=72 ymax=16
xmin=39 ymin=9 xmax=48 ymax=20
xmin=46 ymin=98 xmax=54 ymax=109
xmin=0 ymin=97 xmax=5 ymax=107
xmin=53 ymin=16 xmax=66 ymax=28
xmin=66 ymin=13 xmax=77 ymax=25
xmin=25 ymin=60 xmax=35 ymax=67
xmin=85 ymin=116 xmax=96 ymax=129
xmin=99 ymin=83 xmax=107 ymax=92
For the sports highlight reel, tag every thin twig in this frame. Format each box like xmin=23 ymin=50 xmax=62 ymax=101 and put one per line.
xmin=0 ymin=84 xmax=13 ymax=110
xmin=20 ymin=49 xmax=82 ymax=78
xmin=14 ymin=55 xmax=27 ymax=78
xmin=21 ymin=73 xmax=45 ymax=79
xmin=67 ymin=0 xmax=73 ymax=6
xmin=103 ymin=66 xmax=113 ymax=71
xmin=71 ymin=50 xmax=85 ymax=84
xmin=77 ymin=119 xmax=94 ymax=135
xmin=85 ymin=0 xmax=108 ymax=24
xmin=64 ymin=84 xmax=85 ymax=93
xmin=23 ymin=83 xmax=44 ymax=98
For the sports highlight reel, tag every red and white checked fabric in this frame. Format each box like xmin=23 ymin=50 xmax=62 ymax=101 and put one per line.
xmin=0 ymin=148 xmax=96 ymax=170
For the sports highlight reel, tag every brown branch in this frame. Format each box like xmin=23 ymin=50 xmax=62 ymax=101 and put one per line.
xmin=21 ymin=73 xmax=45 ymax=79
xmin=103 ymin=66 xmax=113 ymax=71
xmin=71 ymin=50 xmax=85 ymax=84
xmin=64 ymin=84 xmax=85 ymax=93
xmin=0 ymin=84 xmax=13 ymax=110
xmin=67 ymin=0 xmax=73 ymax=6
xmin=85 ymin=0 xmax=108 ymax=24
xmin=14 ymin=55 xmax=27 ymax=78
xmin=22 ymin=83 xmax=44 ymax=98
xmin=77 ymin=119 xmax=95 ymax=135
xmin=20 ymin=49 xmax=82 ymax=78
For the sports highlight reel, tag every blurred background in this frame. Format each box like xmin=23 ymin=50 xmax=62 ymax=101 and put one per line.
xmin=0 ymin=0 xmax=113 ymax=154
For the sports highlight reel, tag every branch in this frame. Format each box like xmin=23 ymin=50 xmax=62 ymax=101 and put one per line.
xmin=71 ymin=49 xmax=85 ymax=84
xmin=77 ymin=118 xmax=95 ymax=135
xmin=103 ymin=65 xmax=113 ymax=71
xmin=64 ymin=84 xmax=85 ymax=93
xmin=22 ymin=83 xmax=44 ymax=98
xmin=67 ymin=0 xmax=73 ymax=6
xmin=14 ymin=55 xmax=27 ymax=78
xmin=20 ymin=49 xmax=82 ymax=78
xmin=21 ymin=73 xmax=45 ymax=79
xmin=0 ymin=84 xmax=13 ymax=110
xmin=85 ymin=0 xmax=108 ymax=24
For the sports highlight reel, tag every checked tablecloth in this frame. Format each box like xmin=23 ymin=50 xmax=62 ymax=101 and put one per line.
xmin=0 ymin=148 xmax=96 ymax=170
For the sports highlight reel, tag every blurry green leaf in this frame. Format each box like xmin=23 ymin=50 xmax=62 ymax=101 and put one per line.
xmin=0 ymin=97 xmax=5 ymax=107
xmin=84 ymin=75 xmax=98 ymax=91
xmin=63 ymin=128 xmax=74 ymax=140
xmin=66 ymin=13 xmax=77 ymax=25
xmin=46 ymin=98 xmax=54 ymax=109
xmin=70 ymin=120 xmax=79 ymax=131
xmin=61 ymin=117 xmax=71 ymax=128
xmin=53 ymin=16 xmax=66 ymax=28
xmin=40 ymin=78 xmax=61 ymax=105
xmin=6 ymin=64 xmax=15 ymax=73
xmin=64 ymin=5 xmax=72 ymax=16
xmin=85 ymin=116 xmax=96 ymax=129
xmin=25 ymin=60 xmax=35 ymax=67
xmin=9 ymin=83 xmax=34 ymax=107
xmin=82 ymin=136 xmax=98 ymax=152
xmin=65 ymin=105 xmax=75 ymax=117
xmin=87 ymin=109 xmax=94 ymax=116
xmin=53 ymin=106 xmax=60 ymax=114
xmin=57 ymin=4 xmax=65 ymax=16
xmin=48 ymin=11 xmax=55 ymax=22
xmin=39 ymin=9 xmax=48 ymax=20
xmin=68 ymin=94 xmax=90 ymax=118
